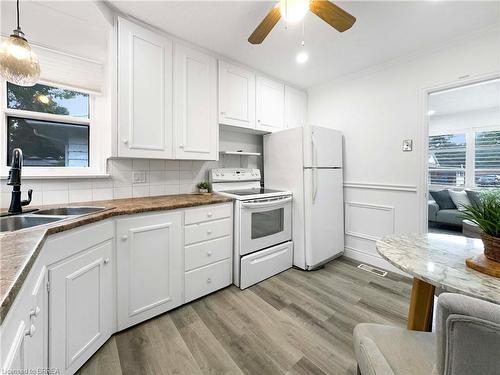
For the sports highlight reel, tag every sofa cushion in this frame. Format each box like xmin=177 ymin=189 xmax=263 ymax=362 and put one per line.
xmin=428 ymin=200 xmax=439 ymax=221
xmin=465 ymin=190 xmax=481 ymax=209
xmin=353 ymin=323 xmax=436 ymax=375
xmin=449 ymin=190 xmax=470 ymax=211
xmin=436 ymin=209 xmax=463 ymax=226
xmin=430 ymin=190 xmax=457 ymax=210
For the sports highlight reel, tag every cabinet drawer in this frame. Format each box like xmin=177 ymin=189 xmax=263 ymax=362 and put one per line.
xmin=185 ymin=204 xmax=232 ymax=225
xmin=185 ymin=218 xmax=232 ymax=245
xmin=185 ymin=236 xmax=231 ymax=271
xmin=185 ymin=259 xmax=231 ymax=302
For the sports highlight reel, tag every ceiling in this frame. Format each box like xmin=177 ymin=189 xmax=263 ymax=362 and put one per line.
xmin=429 ymin=78 xmax=500 ymax=116
xmin=1 ymin=1 xmax=109 ymax=62
xmin=109 ymin=1 xmax=500 ymax=88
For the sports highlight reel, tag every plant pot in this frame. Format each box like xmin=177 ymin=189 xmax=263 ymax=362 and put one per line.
xmin=198 ymin=188 xmax=209 ymax=193
xmin=481 ymin=233 xmax=500 ymax=263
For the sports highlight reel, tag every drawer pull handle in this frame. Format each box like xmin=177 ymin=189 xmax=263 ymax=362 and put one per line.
xmin=104 ymin=258 xmax=110 ymax=265
xmin=121 ymin=235 xmax=128 ymax=241
xmin=123 ymin=139 xmax=128 ymax=144
xmin=207 ymin=212 xmax=213 ymax=217
xmin=207 ymin=229 xmax=212 ymax=235
xmin=207 ymin=250 xmax=212 ymax=256
xmin=207 ymin=278 xmax=212 ymax=284
xmin=29 ymin=307 xmax=40 ymax=318
xmin=25 ymin=324 xmax=36 ymax=337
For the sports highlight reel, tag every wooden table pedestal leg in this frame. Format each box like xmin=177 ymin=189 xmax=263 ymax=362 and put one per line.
xmin=407 ymin=277 xmax=435 ymax=332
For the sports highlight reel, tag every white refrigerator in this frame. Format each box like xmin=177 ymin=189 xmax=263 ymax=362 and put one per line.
xmin=264 ymin=126 xmax=344 ymax=270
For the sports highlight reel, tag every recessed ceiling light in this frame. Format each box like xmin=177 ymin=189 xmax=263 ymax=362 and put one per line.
xmin=296 ymin=51 xmax=309 ymax=64
xmin=427 ymin=110 xmax=436 ymax=116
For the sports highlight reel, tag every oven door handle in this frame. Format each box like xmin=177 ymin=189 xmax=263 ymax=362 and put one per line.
xmin=241 ymin=196 xmax=292 ymax=209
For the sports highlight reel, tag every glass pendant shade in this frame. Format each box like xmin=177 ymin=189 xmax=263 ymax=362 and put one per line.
xmin=0 ymin=30 xmax=40 ymax=86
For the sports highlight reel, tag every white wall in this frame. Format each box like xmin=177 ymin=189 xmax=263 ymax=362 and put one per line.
xmin=307 ymin=27 xmax=500 ymax=271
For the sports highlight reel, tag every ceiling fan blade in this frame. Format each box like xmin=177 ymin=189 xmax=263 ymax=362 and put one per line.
xmin=248 ymin=6 xmax=281 ymax=44
xmin=309 ymin=0 xmax=356 ymax=32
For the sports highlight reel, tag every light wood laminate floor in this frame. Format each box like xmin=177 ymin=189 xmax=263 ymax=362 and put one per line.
xmin=77 ymin=257 xmax=411 ymax=375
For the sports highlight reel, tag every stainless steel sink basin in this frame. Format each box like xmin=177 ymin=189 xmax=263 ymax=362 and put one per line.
xmin=33 ymin=206 xmax=106 ymax=216
xmin=1 ymin=215 xmax=64 ymax=232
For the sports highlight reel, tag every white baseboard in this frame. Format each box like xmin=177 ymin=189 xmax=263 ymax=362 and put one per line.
xmin=343 ymin=247 xmax=410 ymax=277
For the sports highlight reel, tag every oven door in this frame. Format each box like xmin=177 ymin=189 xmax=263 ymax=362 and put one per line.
xmin=239 ymin=196 xmax=292 ymax=255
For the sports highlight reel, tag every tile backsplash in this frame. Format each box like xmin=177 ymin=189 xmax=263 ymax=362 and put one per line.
xmin=0 ymin=130 xmax=262 ymax=208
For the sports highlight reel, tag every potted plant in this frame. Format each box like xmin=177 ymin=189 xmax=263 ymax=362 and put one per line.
xmin=196 ymin=181 xmax=210 ymax=194
xmin=462 ymin=189 xmax=500 ymax=262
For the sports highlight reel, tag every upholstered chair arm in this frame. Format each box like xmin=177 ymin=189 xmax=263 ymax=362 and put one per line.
xmin=436 ymin=293 xmax=500 ymax=375
xmin=355 ymin=336 xmax=396 ymax=375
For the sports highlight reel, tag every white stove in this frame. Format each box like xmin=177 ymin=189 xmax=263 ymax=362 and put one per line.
xmin=210 ymin=168 xmax=291 ymax=200
xmin=210 ymin=168 xmax=293 ymax=289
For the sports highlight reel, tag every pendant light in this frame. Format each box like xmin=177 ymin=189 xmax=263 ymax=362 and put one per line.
xmin=0 ymin=0 xmax=40 ymax=86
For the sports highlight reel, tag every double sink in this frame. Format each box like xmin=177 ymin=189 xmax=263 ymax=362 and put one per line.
xmin=0 ymin=207 xmax=106 ymax=233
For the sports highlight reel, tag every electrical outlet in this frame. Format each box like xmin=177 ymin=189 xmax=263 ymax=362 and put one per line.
xmin=133 ymin=171 xmax=146 ymax=184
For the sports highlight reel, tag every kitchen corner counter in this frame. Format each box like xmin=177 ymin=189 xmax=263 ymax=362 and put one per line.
xmin=0 ymin=194 xmax=233 ymax=323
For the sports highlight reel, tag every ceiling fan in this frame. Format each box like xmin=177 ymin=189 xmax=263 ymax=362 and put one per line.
xmin=248 ymin=0 xmax=356 ymax=44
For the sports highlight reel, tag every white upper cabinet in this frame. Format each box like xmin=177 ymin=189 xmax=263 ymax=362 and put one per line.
xmin=174 ymin=43 xmax=218 ymax=160
xmin=117 ymin=17 xmax=173 ymax=159
xmin=218 ymin=60 xmax=256 ymax=130
xmin=256 ymin=75 xmax=285 ymax=132
xmin=285 ymin=86 xmax=307 ymax=129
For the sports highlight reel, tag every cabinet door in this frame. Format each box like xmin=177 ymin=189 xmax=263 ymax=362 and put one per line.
xmin=2 ymin=321 xmax=27 ymax=371
xmin=219 ymin=60 xmax=255 ymax=130
xmin=285 ymin=86 xmax=307 ymax=129
xmin=49 ymin=241 xmax=113 ymax=374
xmin=24 ymin=267 xmax=48 ymax=371
xmin=118 ymin=17 xmax=173 ymax=159
xmin=256 ymin=75 xmax=285 ymax=132
xmin=116 ymin=212 xmax=182 ymax=330
xmin=174 ymin=43 xmax=218 ymax=160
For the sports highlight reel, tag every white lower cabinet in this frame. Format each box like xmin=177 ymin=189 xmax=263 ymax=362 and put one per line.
xmin=49 ymin=240 xmax=113 ymax=374
xmin=184 ymin=204 xmax=233 ymax=302
xmin=116 ymin=211 xmax=183 ymax=330
xmin=1 ymin=203 xmax=233 ymax=375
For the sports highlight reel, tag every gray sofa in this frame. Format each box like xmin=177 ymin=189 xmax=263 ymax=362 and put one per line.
xmin=428 ymin=199 xmax=463 ymax=227
xmin=353 ymin=293 xmax=500 ymax=375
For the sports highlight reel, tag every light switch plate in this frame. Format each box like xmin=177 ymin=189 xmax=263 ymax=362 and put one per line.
xmin=133 ymin=171 xmax=147 ymax=184
xmin=402 ymin=139 xmax=413 ymax=152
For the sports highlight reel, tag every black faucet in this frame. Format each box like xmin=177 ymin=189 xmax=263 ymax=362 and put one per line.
xmin=7 ymin=148 xmax=33 ymax=214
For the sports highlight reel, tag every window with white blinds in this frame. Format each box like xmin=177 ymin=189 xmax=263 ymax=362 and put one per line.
xmin=475 ymin=130 xmax=500 ymax=187
xmin=428 ymin=134 xmax=466 ymax=187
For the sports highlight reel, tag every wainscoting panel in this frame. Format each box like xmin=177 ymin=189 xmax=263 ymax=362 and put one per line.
xmin=345 ymin=202 xmax=395 ymax=241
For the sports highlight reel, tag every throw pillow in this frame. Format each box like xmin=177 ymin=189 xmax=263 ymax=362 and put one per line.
xmin=466 ymin=190 xmax=482 ymax=209
xmin=448 ymin=190 xmax=470 ymax=211
xmin=430 ymin=190 xmax=457 ymax=210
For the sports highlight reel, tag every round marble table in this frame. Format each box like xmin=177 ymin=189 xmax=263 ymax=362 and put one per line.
xmin=377 ymin=233 xmax=500 ymax=332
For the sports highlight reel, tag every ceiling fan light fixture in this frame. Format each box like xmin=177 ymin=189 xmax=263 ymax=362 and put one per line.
xmin=279 ymin=0 xmax=310 ymax=23
xmin=0 ymin=0 xmax=40 ymax=86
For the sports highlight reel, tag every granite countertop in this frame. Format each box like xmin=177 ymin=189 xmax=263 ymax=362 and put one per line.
xmin=377 ymin=233 xmax=500 ymax=304
xmin=0 ymin=194 xmax=233 ymax=323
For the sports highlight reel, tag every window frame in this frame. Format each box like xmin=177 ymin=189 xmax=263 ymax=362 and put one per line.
xmin=429 ymin=125 xmax=500 ymax=190
xmin=1 ymin=79 xmax=108 ymax=178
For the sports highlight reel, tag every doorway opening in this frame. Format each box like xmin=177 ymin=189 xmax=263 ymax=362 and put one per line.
xmin=425 ymin=77 xmax=500 ymax=237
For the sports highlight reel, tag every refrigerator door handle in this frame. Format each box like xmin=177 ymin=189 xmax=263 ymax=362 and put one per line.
xmin=312 ymin=167 xmax=318 ymax=203
xmin=311 ymin=132 xmax=319 ymax=203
